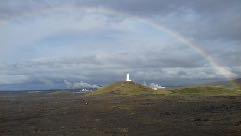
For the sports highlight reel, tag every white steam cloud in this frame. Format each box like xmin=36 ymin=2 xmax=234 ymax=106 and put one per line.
xmin=149 ymin=83 xmax=166 ymax=90
xmin=64 ymin=80 xmax=100 ymax=89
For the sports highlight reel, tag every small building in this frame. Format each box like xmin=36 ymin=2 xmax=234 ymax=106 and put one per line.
xmin=126 ymin=73 xmax=132 ymax=81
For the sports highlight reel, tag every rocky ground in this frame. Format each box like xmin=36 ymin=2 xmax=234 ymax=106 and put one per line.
xmin=0 ymin=92 xmax=241 ymax=136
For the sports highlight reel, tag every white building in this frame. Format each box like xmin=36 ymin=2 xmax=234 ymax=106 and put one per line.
xmin=126 ymin=73 xmax=132 ymax=81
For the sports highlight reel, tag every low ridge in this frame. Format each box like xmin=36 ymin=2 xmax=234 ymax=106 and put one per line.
xmin=91 ymin=81 xmax=168 ymax=96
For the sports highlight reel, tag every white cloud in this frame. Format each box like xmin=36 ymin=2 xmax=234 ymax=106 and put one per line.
xmin=64 ymin=80 xmax=100 ymax=89
xmin=0 ymin=1 xmax=240 ymax=89
xmin=0 ymin=75 xmax=30 ymax=85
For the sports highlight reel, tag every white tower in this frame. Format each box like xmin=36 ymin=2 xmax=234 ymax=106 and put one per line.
xmin=126 ymin=73 xmax=132 ymax=81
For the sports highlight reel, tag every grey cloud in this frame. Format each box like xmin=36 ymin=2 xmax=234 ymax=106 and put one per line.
xmin=0 ymin=0 xmax=240 ymax=89
xmin=1 ymin=0 xmax=241 ymax=41
xmin=0 ymin=55 xmax=238 ymax=90
xmin=2 ymin=0 xmax=240 ymax=17
xmin=0 ymin=75 xmax=30 ymax=85
xmin=0 ymin=0 xmax=49 ymax=20
xmin=70 ymin=0 xmax=241 ymax=16
xmin=86 ymin=0 xmax=241 ymax=41
xmin=0 ymin=50 xmax=227 ymax=85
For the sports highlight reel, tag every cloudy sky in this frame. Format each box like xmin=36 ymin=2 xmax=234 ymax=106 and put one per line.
xmin=0 ymin=0 xmax=241 ymax=90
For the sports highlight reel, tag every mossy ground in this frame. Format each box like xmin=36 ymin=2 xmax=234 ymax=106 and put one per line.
xmin=1 ymin=83 xmax=241 ymax=136
xmin=171 ymin=86 xmax=241 ymax=96
xmin=1 ymin=92 xmax=241 ymax=136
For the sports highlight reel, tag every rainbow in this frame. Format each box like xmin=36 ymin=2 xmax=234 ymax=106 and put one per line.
xmin=0 ymin=5 xmax=238 ymax=87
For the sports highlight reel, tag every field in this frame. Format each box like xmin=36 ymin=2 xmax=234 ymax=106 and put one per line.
xmin=1 ymin=88 xmax=241 ymax=136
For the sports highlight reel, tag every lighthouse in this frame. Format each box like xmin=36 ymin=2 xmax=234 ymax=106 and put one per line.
xmin=126 ymin=73 xmax=132 ymax=82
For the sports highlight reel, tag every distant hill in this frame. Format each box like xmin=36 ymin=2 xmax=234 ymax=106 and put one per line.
xmin=171 ymin=78 xmax=241 ymax=96
xmin=210 ymin=78 xmax=241 ymax=89
xmin=90 ymin=81 xmax=170 ymax=96
xmin=233 ymin=78 xmax=241 ymax=87
xmin=172 ymin=86 xmax=241 ymax=96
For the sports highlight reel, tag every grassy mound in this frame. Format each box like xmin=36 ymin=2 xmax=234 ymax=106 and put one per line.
xmin=90 ymin=81 xmax=170 ymax=96
xmin=88 ymin=81 xmax=241 ymax=97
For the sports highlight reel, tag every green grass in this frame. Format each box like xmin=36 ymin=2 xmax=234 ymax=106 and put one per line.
xmin=88 ymin=81 xmax=241 ymax=97
xmin=171 ymin=86 xmax=241 ymax=96
xmin=89 ymin=81 xmax=171 ymax=96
